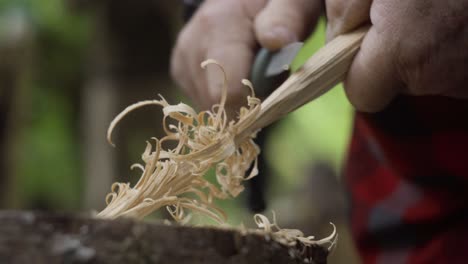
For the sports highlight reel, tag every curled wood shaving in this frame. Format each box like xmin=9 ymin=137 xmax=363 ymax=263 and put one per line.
xmin=98 ymin=60 xmax=261 ymax=223
xmin=254 ymin=213 xmax=338 ymax=251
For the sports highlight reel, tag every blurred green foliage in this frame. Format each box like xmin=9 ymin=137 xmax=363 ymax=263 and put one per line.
xmin=1 ymin=0 xmax=90 ymax=209
xmin=2 ymin=1 xmax=352 ymax=217
xmin=0 ymin=5 xmax=357 ymax=260
xmin=268 ymin=19 xmax=353 ymax=191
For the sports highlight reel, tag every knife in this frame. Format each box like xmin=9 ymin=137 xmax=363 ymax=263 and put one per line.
xmin=245 ymin=43 xmax=304 ymax=213
xmin=250 ymin=42 xmax=304 ymax=98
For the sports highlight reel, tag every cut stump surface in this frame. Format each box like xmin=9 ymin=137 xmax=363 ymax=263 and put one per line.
xmin=0 ymin=211 xmax=328 ymax=264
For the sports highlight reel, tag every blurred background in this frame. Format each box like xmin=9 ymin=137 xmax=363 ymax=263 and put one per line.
xmin=0 ymin=0 xmax=360 ymax=262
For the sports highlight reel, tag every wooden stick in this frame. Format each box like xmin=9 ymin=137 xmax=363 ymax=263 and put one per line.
xmin=235 ymin=26 xmax=369 ymax=142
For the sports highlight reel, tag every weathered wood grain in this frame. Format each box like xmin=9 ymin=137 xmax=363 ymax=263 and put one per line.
xmin=0 ymin=211 xmax=329 ymax=264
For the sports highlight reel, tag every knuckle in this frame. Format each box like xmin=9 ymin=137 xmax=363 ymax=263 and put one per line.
xmin=174 ymin=26 xmax=192 ymax=48
xmin=240 ymin=0 xmax=268 ymax=19
xmin=170 ymin=42 xmax=185 ymax=79
xmin=169 ymin=53 xmax=180 ymax=81
xmin=170 ymin=47 xmax=191 ymax=91
xmin=260 ymin=1 xmax=306 ymax=24
xmin=171 ymin=28 xmax=200 ymax=83
xmin=196 ymin=7 xmax=222 ymax=30
xmin=326 ymin=0 xmax=346 ymax=20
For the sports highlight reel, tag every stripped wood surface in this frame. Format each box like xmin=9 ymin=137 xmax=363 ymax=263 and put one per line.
xmin=236 ymin=26 xmax=369 ymax=142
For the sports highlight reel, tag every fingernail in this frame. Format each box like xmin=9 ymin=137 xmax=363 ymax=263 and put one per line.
xmin=264 ymin=26 xmax=297 ymax=48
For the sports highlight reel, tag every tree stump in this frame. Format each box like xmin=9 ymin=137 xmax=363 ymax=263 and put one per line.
xmin=0 ymin=211 xmax=329 ymax=263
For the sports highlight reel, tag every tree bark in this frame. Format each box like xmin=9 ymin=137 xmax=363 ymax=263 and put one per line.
xmin=0 ymin=211 xmax=329 ymax=264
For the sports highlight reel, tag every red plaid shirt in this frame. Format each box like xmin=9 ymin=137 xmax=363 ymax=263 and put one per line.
xmin=346 ymin=95 xmax=468 ymax=264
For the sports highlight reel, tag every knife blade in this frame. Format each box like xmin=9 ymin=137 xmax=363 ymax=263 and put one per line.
xmin=250 ymin=43 xmax=303 ymax=98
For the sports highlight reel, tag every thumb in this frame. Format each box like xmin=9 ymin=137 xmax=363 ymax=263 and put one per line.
xmin=254 ymin=0 xmax=323 ymax=51
xmin=344 ymin=27 xmax=402 ymax=112
xmin=325 ymin=0 xmax=372 ymax=41
xmin=326 ymin=0 xmax=401 ymax=112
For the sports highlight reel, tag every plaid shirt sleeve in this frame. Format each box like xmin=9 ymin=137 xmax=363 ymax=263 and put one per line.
xmin=345 ymin=95 xmax=468 ymax=264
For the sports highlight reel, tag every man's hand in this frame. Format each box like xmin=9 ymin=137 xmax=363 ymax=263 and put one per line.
xmin=171 ymin=0 xmax=322 ymax=113
xmin=326 ymin=0 xmax=468 ymax=112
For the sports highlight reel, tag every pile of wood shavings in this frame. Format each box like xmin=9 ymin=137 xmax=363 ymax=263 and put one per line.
xmin=253 ymin=213 xmax=338 ymax=250
xmin=97 ymin=59 xmax=338 ymax=252
xmin=98 ymin=60 xmax=261 ymax=223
